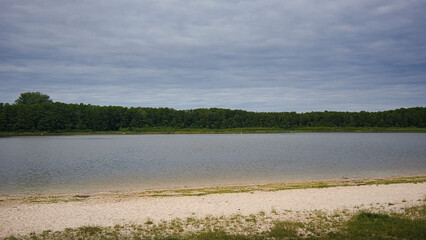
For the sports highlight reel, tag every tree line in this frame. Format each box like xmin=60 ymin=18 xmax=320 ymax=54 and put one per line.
xmin=0 ymin=92 xmax=425 ymax=132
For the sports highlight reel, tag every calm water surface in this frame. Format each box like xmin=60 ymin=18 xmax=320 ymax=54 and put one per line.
xmin=0 ymin=133 xmax=425 ymax=195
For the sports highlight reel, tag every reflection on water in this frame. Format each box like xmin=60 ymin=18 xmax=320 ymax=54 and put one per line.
xmin=0 ymin=133 xmax=425 ymax=195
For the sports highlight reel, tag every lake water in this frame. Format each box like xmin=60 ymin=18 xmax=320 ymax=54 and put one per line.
xmin=0 ymin=133 xmax=425 ymax=195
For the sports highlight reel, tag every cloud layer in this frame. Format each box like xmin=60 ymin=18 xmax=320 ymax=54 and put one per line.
xmin=1 ymin=0 xmax=425 ymax=112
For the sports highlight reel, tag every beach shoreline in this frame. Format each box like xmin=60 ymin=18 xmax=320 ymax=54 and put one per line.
xmin=1 ymin=174 xmax=425 ymax=199
xmin=1 ymin=175 xmax=425 ymax=238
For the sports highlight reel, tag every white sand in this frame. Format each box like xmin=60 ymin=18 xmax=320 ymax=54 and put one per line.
xmin=1 ymin=182 xmax=425 ymax=237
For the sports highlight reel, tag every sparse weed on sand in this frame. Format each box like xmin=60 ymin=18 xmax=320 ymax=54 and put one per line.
xmin=135 ymin=175 xmax=426 ymax=198
xmin=5 ymin=203 xmax=425 ymax=240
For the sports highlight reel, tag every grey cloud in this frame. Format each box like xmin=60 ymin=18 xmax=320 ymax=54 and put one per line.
xmin=0 ymin=0 xmax=425 ymax=111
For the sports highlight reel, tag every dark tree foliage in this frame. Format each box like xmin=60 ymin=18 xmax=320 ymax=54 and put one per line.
xmin=0 ymin=93 xmax=425 ymax=132
xmin=14 ymin=92 xmax=53 ymax=105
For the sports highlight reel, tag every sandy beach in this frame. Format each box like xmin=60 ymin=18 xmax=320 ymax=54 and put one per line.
xmin=1 ymin=180 xmax=425 ymax=238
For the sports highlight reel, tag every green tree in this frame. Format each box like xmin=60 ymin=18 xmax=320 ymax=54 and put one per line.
xmin=15 ymin=92 xmax=53 ymax=105
xmin=3 ymin=92 xmax=426 ymax=132
xmin=0 ymin=103 xmax=6 ymax=131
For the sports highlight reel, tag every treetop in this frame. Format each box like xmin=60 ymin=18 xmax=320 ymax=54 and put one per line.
xmin=14 ymin=92 xmax=52 ymax=105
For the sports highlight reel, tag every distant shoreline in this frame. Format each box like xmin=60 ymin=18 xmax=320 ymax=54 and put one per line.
xmin=1 ymin=127 xmax=426 ymax=137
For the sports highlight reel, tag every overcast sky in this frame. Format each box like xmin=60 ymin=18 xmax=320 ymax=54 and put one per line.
xmin=1 ymin=0 xmax=425 ymax=112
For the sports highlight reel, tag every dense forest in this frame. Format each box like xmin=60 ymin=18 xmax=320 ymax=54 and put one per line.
xmin=0 ymin=92 xmax=425 ymax=132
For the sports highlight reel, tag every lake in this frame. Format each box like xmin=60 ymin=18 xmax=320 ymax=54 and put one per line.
xmin=0 ymin=133 xmax=425 ymax=195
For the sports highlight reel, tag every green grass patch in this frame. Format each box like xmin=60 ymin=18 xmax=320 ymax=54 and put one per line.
xmin=185 ymin=230 xmax=250 ymax=240
xmin=77 ymin=226 xmax=103 ymax=235
xmin=340 ymin=211 xmax=426 ymax=239
xmin=23 ymin=196 xmax=85 ymax=204
xmin=268 ymin=221 xmax=303 ymax=238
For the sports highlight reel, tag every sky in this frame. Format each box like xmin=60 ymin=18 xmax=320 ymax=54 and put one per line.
xmin=0 ymin=0 xmax=425 ymax=112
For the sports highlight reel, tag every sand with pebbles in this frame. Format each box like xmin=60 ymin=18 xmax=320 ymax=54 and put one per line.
xmin=1 ymin=182 xmax=425 ymax=238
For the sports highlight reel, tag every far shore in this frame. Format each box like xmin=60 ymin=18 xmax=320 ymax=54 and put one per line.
xmin=1 ymin=127 xmax=426 ymax=137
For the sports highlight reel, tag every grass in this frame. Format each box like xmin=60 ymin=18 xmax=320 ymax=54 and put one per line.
xmin=77 ymin=226 xmax=103 ymax=235
xmin=268 ymin=221 xmax=304 ymax=238
xmin=5 ymin=204 xmax=425 ymax=239
xmin=338 ymin=211 xmax=426 ymax=239
xmin=23 ymin=196 xmax=84 ymax=204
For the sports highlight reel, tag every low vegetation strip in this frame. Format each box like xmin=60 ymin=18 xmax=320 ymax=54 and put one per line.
xmin=137 ymin=175 xmax=426 ymax=198
xmin=4 ymin=204 xmax=425 ymax=239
